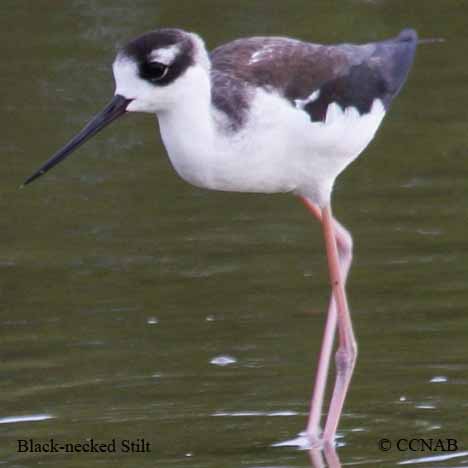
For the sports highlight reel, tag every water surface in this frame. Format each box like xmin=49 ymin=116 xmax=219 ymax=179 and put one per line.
xmin=1 ymin=1 xmax=468 ymax=467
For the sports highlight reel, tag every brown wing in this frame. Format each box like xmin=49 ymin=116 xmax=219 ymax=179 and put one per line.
xmin=210 ymin=30 xmax=417 ymax=128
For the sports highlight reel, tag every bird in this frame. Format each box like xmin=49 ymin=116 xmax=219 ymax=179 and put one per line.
xmin=23 ymin=27 xmax=418 ymax=447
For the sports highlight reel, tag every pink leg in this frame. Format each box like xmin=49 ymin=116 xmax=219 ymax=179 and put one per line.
xmin=321 ymin=204 xmax=357 ymax=445
xmin=299 ymin=197 xmax=353 ymax=443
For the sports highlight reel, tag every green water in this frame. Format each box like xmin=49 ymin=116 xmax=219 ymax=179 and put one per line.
xmin=1 ymin=1 xmax=468 ymax=467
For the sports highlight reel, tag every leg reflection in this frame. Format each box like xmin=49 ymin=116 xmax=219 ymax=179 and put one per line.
xmin=308 ymin=445 xmax=342 ymax=468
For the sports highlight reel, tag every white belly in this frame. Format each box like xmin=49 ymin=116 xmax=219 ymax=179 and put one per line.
xmin=158 ymin=88 xmax=386 ymax=206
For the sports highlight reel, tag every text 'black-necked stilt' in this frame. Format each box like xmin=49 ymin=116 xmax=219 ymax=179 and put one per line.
xmin=24 ymin=28 xmax=418 ymax=447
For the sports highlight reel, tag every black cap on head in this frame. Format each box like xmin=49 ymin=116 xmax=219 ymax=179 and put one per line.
xmin=120 ymin=28 xmax=195 ymax=87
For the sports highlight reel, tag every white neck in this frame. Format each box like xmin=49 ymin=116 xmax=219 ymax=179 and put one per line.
xmin=157 ymin=64 xmax=219 ymax=188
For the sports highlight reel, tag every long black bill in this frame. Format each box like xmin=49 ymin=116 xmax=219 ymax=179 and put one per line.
xmin=23 ymin=94 xmax=132 ymax=186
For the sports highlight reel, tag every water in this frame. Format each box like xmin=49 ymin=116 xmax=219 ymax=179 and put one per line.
xmin=1 ymin=1 xmax=468 ymax=467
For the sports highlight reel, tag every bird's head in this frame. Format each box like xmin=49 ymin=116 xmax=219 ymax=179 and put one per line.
xmin=23 ymin=28 xmax=210 ymax=186
xmin=114 ymin=28 xmax=210 ymax=113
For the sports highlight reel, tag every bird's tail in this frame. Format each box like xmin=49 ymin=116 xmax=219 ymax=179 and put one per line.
xmin=418 ymin=37 xmax=445 ymax=44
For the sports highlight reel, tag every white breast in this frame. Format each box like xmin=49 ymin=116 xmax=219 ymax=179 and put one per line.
xmin=157 ymin=82 xmax=385 ymax=206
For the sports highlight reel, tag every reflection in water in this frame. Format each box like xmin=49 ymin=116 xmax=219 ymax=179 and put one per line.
xmin=273 ymin=431 xmax=345 ymax=450
xmin=272 ymin=429 xmax=343 ymax=467
xmin=309 ymin=446 xmax=342 ymax=468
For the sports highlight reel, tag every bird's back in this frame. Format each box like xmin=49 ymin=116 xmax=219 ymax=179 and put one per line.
xmin=210 ymin=29 xmax=418 ymax=129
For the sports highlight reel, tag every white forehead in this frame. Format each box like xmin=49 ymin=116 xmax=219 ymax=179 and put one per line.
xmin=113 ymin=57 xmax=138 ymax=83
xmin=149 ymin=44 xmax=180 ymax=65
xmin=112 ymin=58 xmax=147 ymax=99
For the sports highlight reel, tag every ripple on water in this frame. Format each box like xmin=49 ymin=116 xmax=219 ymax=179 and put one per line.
xmin=399 ymin=450 xmax=468 ymax=465
xmin=272 ymin=431 xmax=345 ymax=450
xmin=213 ymin=410 xmax=299 ymax=417
xmin=210 ymin=355 xmax=237 ymax=366
xmin=430 ymin=376 xmax=448 ymax=383
xmin=415 ymin=403 xmax=436 ymax=409
xmin=0 ymin=414 xmax=54 ymax=424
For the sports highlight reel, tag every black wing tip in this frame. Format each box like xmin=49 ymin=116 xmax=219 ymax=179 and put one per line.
xmin=372 ymin=28 xmax=419 ymax=103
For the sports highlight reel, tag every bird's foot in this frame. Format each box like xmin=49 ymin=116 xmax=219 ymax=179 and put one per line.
xmin=306 ymin=429 xmax=339 ymax=450
xmin=306 ymin=431 xmax=324 ymax=449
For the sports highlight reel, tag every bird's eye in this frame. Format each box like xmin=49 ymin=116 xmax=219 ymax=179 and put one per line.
xmin=141 ymin=61 xmax=169 ymax=83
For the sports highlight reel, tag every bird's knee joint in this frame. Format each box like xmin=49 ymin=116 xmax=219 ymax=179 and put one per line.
xmin=335 ymin=345 xmax=357 ymax=374
xmin=338 ymin=236 xmax=353 ymax=259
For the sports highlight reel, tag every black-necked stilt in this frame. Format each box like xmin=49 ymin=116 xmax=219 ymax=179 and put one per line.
xmin=24 ymin=28 xmax=418 ymax=446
